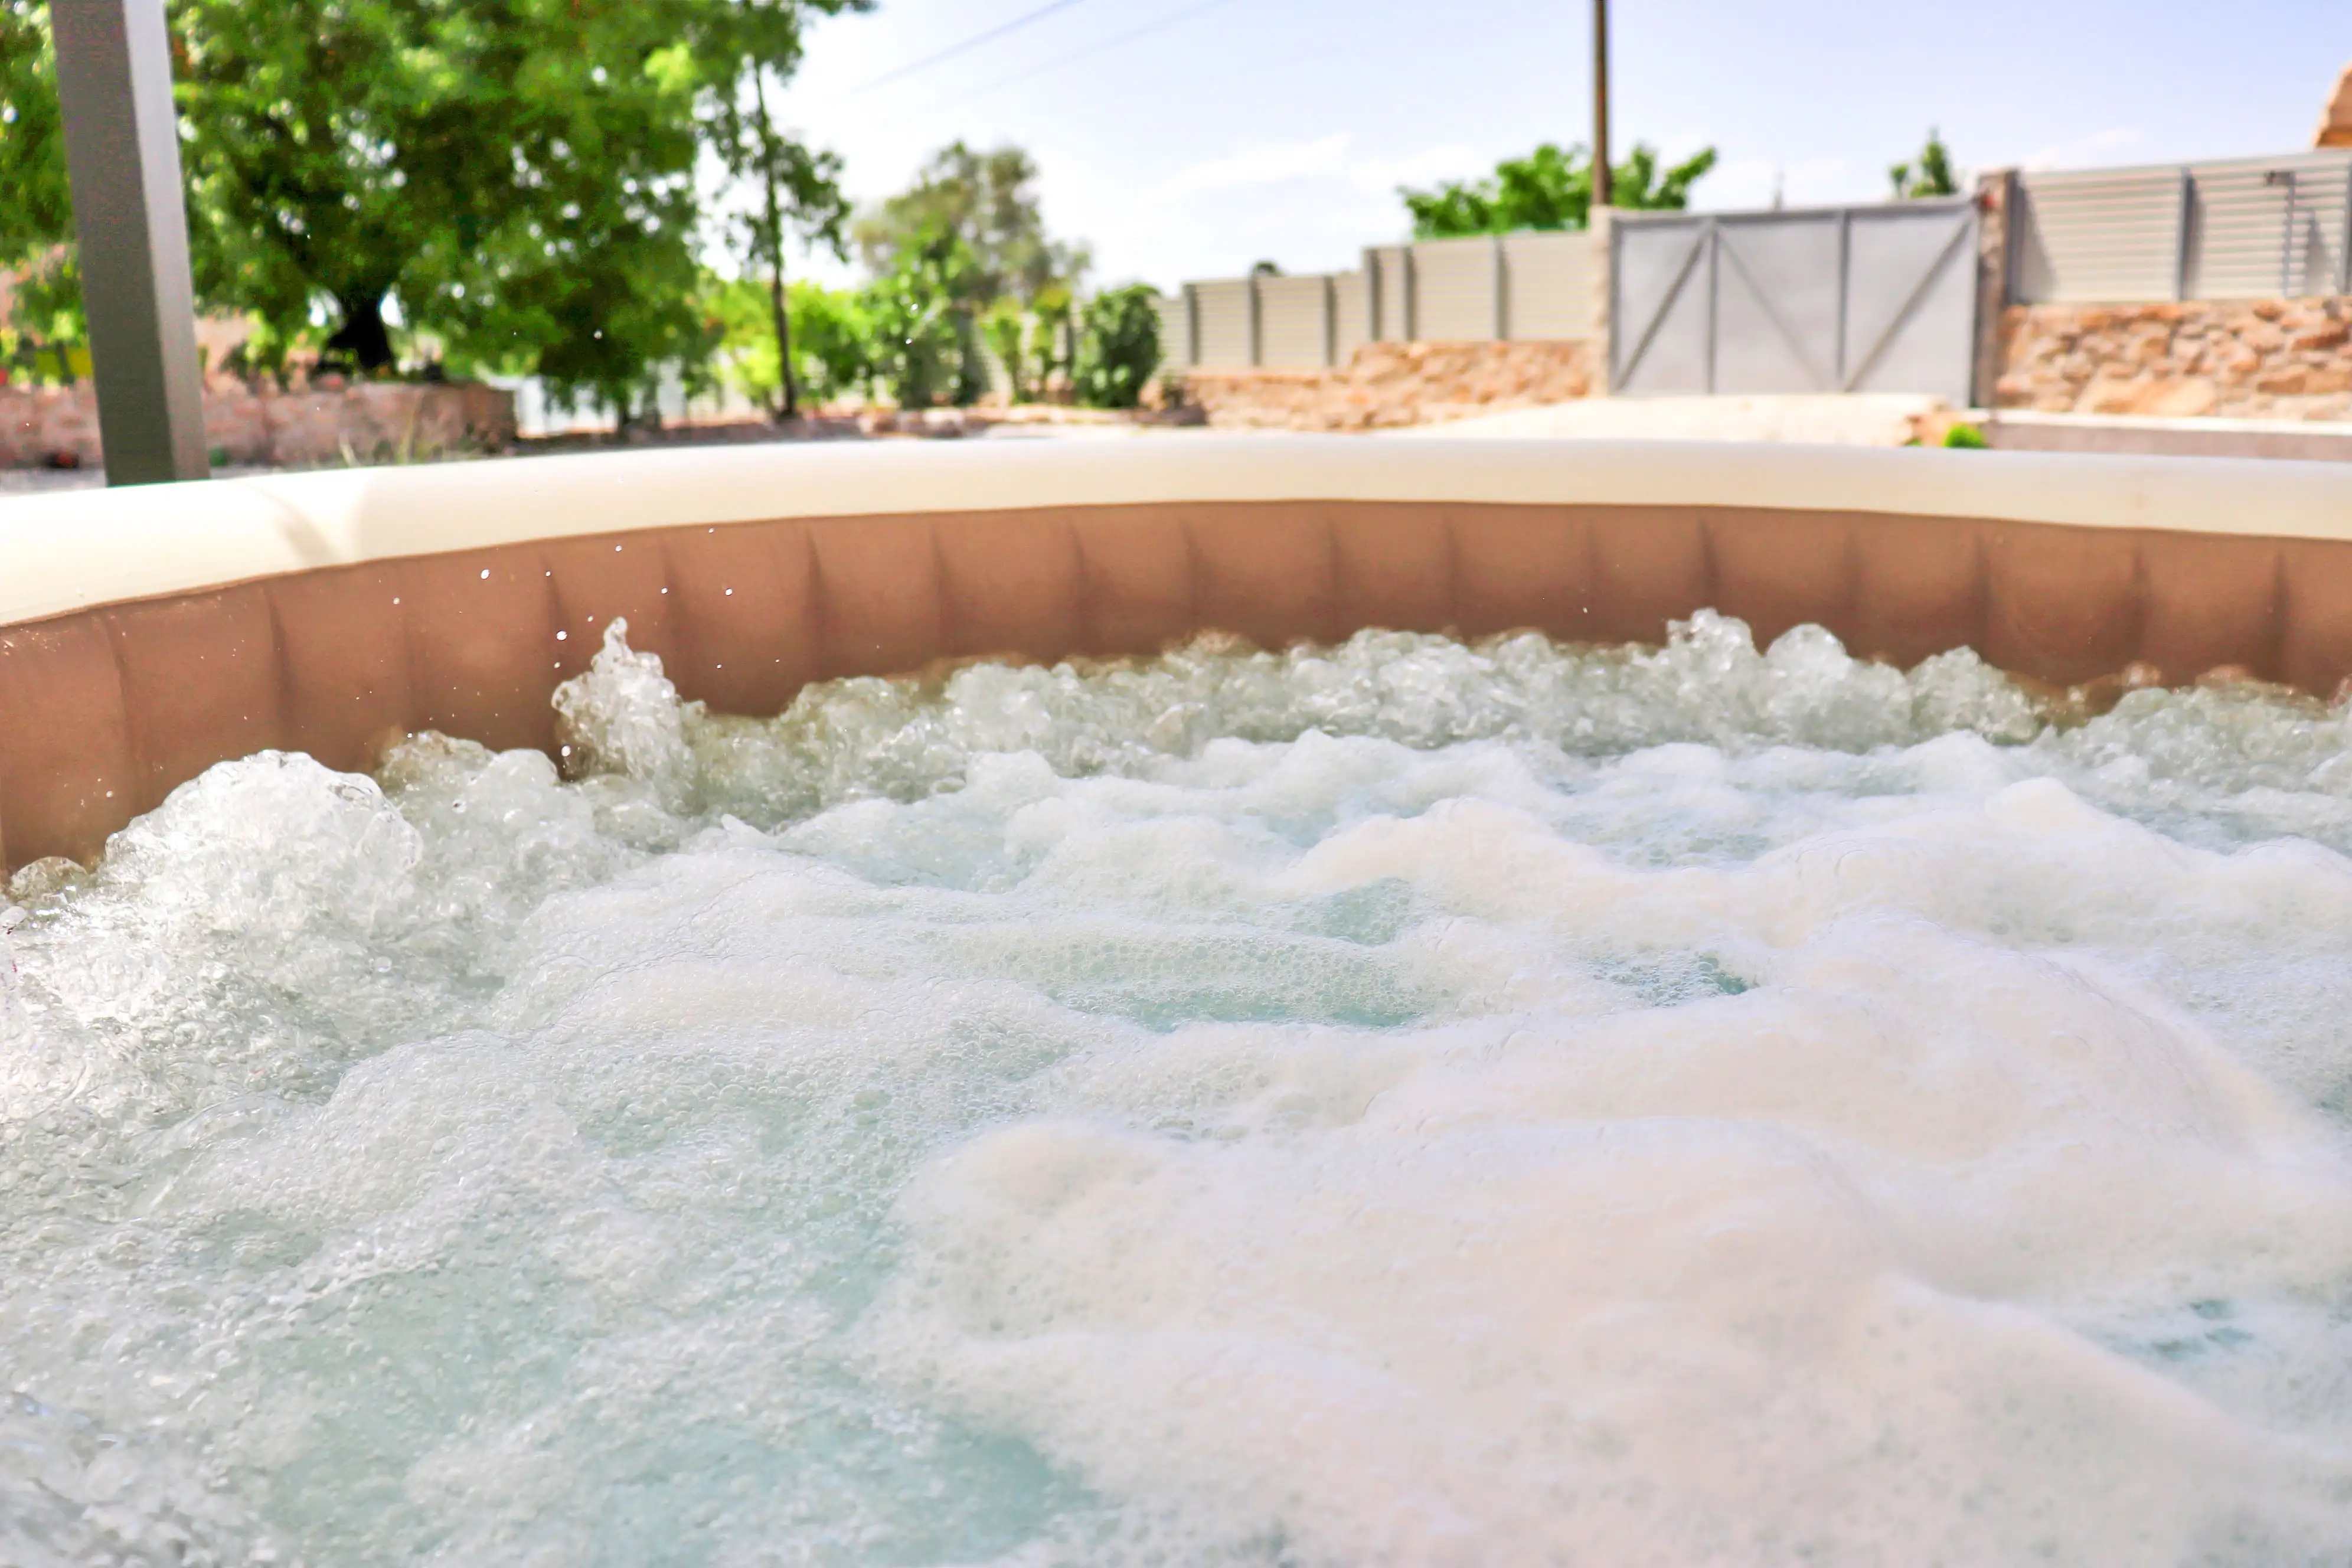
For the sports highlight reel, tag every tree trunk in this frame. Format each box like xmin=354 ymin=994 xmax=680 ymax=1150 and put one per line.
xmin=326 ymin=293 xmax=396 ymax=373
xmin=752 ymin=72 xmax=796 ymax=422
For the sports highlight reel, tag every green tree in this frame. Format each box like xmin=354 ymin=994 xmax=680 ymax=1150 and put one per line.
xmin=704 ymin=20 xmax=854 ymax=420
xmin=858 ymin=225 xmax=982 ymax=409
xmin=1402 ymin=142 xmax=1717 ymax=239
xmin=708 ymin=272 xmax=867 ymax=411
xmin=1072 ymin=283 xmax=1161 ymax=410
xmin=1 ymin=247 xmax=86 ymax=386
xmin=1890 ymin=129 xmax=1959 ymax=199
xmin=0 ymin=0 xmax=79 ymax=386
xmin=981 ymin=296 xmax=1033 ymax=402
xmin=0 ymin=1 xmax=70 ymax=262
xmin=853 ymin=141 xmax=1088 ymax=309
xmin=782 ymin=279 xmax=871 ymax=405
xmin=0 ymin=0 xmax=863 ymax=418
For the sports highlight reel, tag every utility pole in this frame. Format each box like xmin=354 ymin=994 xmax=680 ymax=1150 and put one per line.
xmin=50 ymin=0 xmax=210 ymax=485
xmin=1592 ymin=0 xmax=1612 ymax=210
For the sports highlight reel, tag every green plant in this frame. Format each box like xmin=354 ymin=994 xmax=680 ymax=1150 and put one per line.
xmin=1942 ymin=421 xmax=1987 ymax=449
xmin=785 ymin=281 xmax=871 ymax=407
xmin=710 ymin=66 xmax=851 ymax=419
xmin=1030 ymin=283 xmax=1073 ymax=393
xmin=1892 ymin=130 xmax=1960 ymax=200
xmin=1402 ymin=142 xmax=1717 ymax=240
xmin=710 ymin=272 xmax=870 ymax=410
xmin=857 ymin=226 xmax=980 ymax=408
xmin=0 ymin=2 xmax=70 ymax=264
xmin=853 ymin=141 xmax=1089 ymax=310
xmin=0 ymin=244 xmax=84 ymax=385
xmin=1073 ymin=284 xmax=1161 ymax=410
xmin=981 ymin=298 xmax=1031 ymax=402
xmin=2 ymin=0 xmax=866 ymax=417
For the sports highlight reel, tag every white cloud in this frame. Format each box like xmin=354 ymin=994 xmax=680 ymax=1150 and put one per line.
xmin=1150 ymin=135 xmax=1495 ymax=210
xmin=1154 ymin=133 xmax=1354 ymax=201
xmin=2021 ymin=126 xmax=2145 ymax=173
xmin=1346 ymin=142 xmax=1488 ymax=195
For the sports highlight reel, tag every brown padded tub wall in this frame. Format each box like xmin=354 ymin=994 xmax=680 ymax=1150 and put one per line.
xmin=7 ymin=499 xmax=2352 ymax=875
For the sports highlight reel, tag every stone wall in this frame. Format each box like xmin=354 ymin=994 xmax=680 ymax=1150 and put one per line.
xmin=1994 ymin=299 xmax=2352 ymax=421
xmin=1 ymin=380 xmax=517 ymax=470
xmin=1181 ymin=339 xmax=1597 ymax=432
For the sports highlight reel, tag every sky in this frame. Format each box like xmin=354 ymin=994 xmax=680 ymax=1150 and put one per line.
xmin=766 ymin=0 xmax=2352 ymax=292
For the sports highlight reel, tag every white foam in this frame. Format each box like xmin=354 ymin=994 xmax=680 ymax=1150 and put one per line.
xmin=2 ymin=617 xmax=2349 ymax=1564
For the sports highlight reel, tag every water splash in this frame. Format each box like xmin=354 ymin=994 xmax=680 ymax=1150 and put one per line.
xmin=2 ymin=615 xmax=2350 ymax=1565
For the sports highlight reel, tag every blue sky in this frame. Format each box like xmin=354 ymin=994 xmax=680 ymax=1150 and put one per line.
xmin=771 ymin=0 xmax=2351 ymax=291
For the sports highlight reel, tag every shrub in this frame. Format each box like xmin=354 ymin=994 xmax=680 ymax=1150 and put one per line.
xmin=1073 ymin=284 xmax=1161 ymax=410
xmin=1942 ymin=422 xmax=1987 ymax=449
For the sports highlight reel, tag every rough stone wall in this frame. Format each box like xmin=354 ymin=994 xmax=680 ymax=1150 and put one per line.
xmin=1182 ymin=339 xmax=1596 ymax=432
xmin=2317 ymin=61 xmax=2352 ymax=148
xmin=1994 ymin=299 xmax=2352 ymax=420
xmin=0 ymin=380 xmax=517 ymax=469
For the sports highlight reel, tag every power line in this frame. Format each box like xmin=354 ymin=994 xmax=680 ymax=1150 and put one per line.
xmin=935 ymin=0 xmax=1240 ymax=109
xmin=847 ymin=0 xmax=1092 ymax=96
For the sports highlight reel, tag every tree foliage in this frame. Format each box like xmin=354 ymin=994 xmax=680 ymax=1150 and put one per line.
xmin=1402 ymin=142 xmax=1717 ymax=240
xmin=1073 ymin=283 xmax=1160 ymax=410
xmin=0 ymin=0 xmax=865 ymax=414
xmin=0 ymin=1 xmax=69 ymax=259
xmin=1890 ymin=129 xmax=1959 ymax=200
xmin=852 ymin=141 xmax=1087 ymax=309
xmin=855 ymin=223 xmax=987 ymax=409
xmin=707 ymin=273 xmax=866 ymax=411
xmin=705 ymin=37 xmax=852 ymax=419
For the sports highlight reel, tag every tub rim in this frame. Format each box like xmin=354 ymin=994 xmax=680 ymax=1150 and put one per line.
xmin=6 ymin=435 xmax=2351 ymax=630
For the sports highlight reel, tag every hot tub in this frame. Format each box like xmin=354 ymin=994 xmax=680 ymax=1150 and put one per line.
xmin=2 ymin=437 xmax=2350 ymax=1565
xmin=6 ymin=436 xmax=2351 ymax=872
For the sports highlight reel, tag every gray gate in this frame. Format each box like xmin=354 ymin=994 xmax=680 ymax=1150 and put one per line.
xmin=1610 ymin=198 xmax=1979 ymax=403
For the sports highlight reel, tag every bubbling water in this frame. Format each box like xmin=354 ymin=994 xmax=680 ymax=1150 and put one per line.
xmin=4 ymin=615 xmax=2351 ymax=1566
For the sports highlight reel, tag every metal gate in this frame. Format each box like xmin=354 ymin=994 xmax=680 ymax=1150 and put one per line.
xmin=1610 ymin=198 xmax=1979 ymax=403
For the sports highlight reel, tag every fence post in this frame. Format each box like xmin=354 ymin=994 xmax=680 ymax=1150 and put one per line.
xmin=1970 ymin=169 xmax=2018 ymax=409
xmin=1492 ymin=234 xmax=1510 ymax=341
xmin=1247 ymin=274 xmax=1264 ymax=367
xmin=1181 ymin=283 xmax=1201 ymax=368
xmin=1321 ymin=274 xmax=1337 ymax=367
xmin=2341 ymin=162 xmax=2352 ymax=296
xmin=50 ymin=0 xmax=211 ymax=485
xmin=1703 ymin=217 xmax=1720 ymax=394
xmin=2174 ymin=168 xmax=2196 ymax=303
xmin=1588 ymin=207 xmax=1614 ymax=394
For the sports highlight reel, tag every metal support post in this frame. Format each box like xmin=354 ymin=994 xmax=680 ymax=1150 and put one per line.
xmin=1592 ymin=0 xmax=1612 ymax=210
xmin=51 ymin=0 xmax=210 ymax=485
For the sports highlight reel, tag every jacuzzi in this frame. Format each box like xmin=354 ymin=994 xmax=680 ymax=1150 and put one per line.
xmin=2 ymin=437 xmax=2349 ymax=1566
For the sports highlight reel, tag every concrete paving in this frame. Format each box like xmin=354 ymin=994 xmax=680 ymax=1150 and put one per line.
xmin=1390 ymin=393 xmax=1945 ymax=446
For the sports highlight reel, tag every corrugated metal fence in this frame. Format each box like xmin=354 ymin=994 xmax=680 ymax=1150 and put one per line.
xmin=1166 ymin=230 xmax=1596 ymax=370
xmin=2014 ymin=151 xmax=2352 ymax=304
xmin=1155 ymin=146 xmax=2352 ymax=389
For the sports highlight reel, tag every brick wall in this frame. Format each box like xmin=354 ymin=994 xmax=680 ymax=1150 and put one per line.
xmin=1181 ymin=339 xmax=1597 ymax=432
xmin=1 ymin=379 xmax=517 ymax=470
xmin=1994 ymin=299 xmax=2352 ymax=420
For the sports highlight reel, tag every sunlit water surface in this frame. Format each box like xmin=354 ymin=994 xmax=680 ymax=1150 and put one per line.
xmin=5 ymin=615 xmax=2351 ymax=1566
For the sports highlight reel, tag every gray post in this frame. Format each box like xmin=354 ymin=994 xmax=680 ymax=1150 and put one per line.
xmin=51 ymin=0 xmax=210 ymax=485
xmin=1971 ymin=169 xmax=2019 ymax=409
xmin=1589 ymin=208 xmax=1615 ymax=394
xmin=2174 ymin=168 xmax=2195 ymax=303
xmin=1492 ymin=234 xmax=1509 ymax=341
